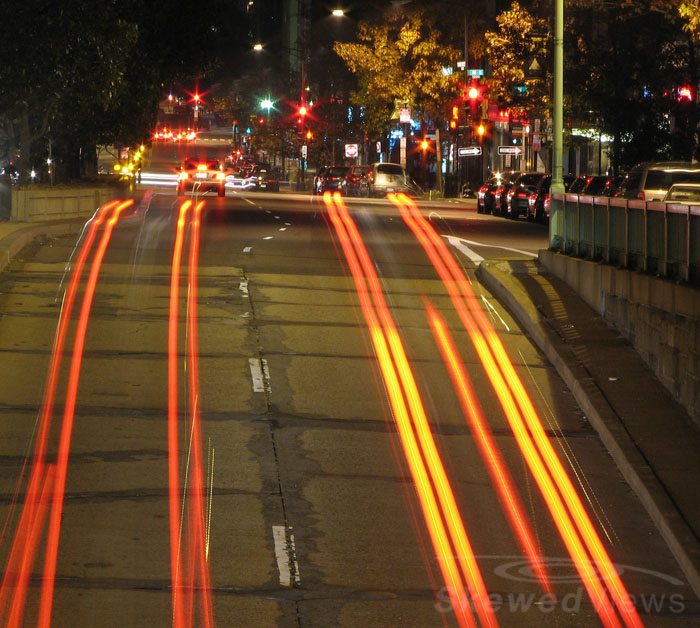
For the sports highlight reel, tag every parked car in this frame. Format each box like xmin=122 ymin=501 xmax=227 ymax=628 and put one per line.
xmin=315 ymin=165 xmax=350 ymax=195
xmin=568 ymin=174 xmax=589 ymax=195
xmin=526 ymin=174 xmax=576 ymax=223
xmin=342 ymin=164 xmax=372 ymax=197
xmin=579 ymin=175 xmax=610 ymax=196
xmin=366 ymin=162 xmax=410 ymax=197
xmin=176 ymin=158 xmax=226 ymax=197
xmin=600 ymin=175 xmax=624 ymax=197
xmin=477 ymin=174 xmax=500 ymax=214
xmin=492 ymin=171 xmax=522 ymax=216
xmin=615 ymin=161 xmax=700 ymax=201
xmin=662 ymin=183 xmax=700 ymax=203
xmin=505 ymin=172 xmax=546 ymax=219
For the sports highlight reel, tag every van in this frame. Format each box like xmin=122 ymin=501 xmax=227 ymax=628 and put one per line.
xmin=615 ymin=162 xmax=700 ymax=201
xmin=366 ymin=162 xmax=409 ymax=197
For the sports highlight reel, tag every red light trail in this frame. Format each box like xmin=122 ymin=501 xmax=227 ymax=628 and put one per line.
xmin=168 ymin=200 xmax=215 ymax=628
xmin=388 ymin=192 xmax=644 ymax=628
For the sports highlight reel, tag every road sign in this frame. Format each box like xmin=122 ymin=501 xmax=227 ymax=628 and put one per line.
xmin=498 ymin=146 xmax=523 ymax=155
xmin=532 ymin=133 xmax=541 ymax=152
xmin=458 ymin=146 xmax=482 ymax=156
xmin=468 ymin=69 xmax=485 ymax=77
xmin=301 ymin=145 xmax=307 ymax=158
xmin=345 ymin=143 xmax=358 ymax=158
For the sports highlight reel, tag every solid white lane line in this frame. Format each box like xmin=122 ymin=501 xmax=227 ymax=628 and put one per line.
xmin=243 ymin=246 xmax=253 ymax=253
xmin=239 ymin=281 xmax=249 ymax=298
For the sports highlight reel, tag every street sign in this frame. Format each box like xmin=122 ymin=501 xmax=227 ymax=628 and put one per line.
xmin=301 ymin=145 xmax=307 ymax=158
xmin=458 ymin=146 xmax=482 ymax=156
xmin=345 ymin=143 xmax=358 ymax=158
xmin=498 ymin=146 xmax=523 ymax=155
xmin=468 ymin=69 xmax=485 ymax=77
xmin=532 ymin=133 xmax=541 ymax=152
xmin=399 ymin=108 xmax=411 ymax=123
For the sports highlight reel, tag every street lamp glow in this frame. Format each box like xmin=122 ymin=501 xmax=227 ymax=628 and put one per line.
xmin=332 ymin=9 xmax=345 ymax=16
xmin=260 ymin=98 xmax=273 ymax=111
xmin=253 ymin=43 xmax=263 ymax=51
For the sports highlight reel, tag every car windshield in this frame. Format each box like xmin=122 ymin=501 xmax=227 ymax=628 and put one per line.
xmin=327 ymin=166 xmax=350 ymax=177
xmin=376 ymin=164 xmax=404 ymax=175
xmin=666 ymin=185 xmax=700 ymax=201
xmin=646 ymin=169 xmax=700 ymax=189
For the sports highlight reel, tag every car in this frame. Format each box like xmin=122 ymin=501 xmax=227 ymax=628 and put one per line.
xmin=255 ymin=166 xmax=280 ymax=192
xmin=366 ymin=162 xmax=410 ymax=197
xmin=477 ymin=175 xmax=500 ymax=214
xmin=615 ymin=161 xmax=700 ymax=201
xmin=526 ymin=174 xmax=576 ymax=223
xmin=315 ymin=165 xmax=350 ymax=195
xmin=177 ymin=158 xmax=226 ymax=197
xmin=567 ymin=174 xmax=589 ymax=195
xmin=342 ymin=164 xmax=372 ymax=197
xmin=505 ymin=172 xmax=545 ymax=219
xmin=600 ymin=175 xmax=624 ymax=197
xmin=662 ymin=183 xmax=700 ymax=203
xmin=579 ymin=175 xmax=611 ymax=196
xmin=492 ymin=171 xmax=521 ymax=216
xmin=245 ymin=163 xmax=280 ymax=191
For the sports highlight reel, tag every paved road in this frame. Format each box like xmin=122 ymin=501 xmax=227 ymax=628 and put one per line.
xmin=0 ymin=139 xmax=696 ymax=627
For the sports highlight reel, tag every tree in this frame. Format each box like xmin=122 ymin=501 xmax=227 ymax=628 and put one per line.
xmin=484 ymin=1 xmax=550 ymax=119
xmin=564 ymin=0 xmax=698 ymax=170
xmin=334 ymin=6 xmax=462 ymax=191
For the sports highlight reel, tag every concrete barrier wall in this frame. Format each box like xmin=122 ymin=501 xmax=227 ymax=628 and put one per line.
xmin=11 ymin=186 xmax=121 ymax=222
xmin=539 ymin=250 xmax=700 ymax=423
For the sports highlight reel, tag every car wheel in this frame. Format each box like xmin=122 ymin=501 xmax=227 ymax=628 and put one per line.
xmin=477 ymin=203 xmax=484 ymax=214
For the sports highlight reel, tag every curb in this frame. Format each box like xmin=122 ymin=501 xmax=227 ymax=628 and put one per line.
xmin=0 ymin=219 xmax=88 ymax=274
xmin=476 ymin=259 xmax=700 ymax=601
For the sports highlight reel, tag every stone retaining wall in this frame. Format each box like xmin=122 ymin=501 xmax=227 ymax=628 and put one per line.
xmin=539 ymin=250 xmax=700 ymax=423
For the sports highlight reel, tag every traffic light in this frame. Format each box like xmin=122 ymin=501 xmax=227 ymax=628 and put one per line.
xmin=450 ymin=105 xmax=459 ymax=132
xmin=306 ymin=129 xmax=313 ymax=141
xmin=467 ymin=82 xmax=481 ymax=119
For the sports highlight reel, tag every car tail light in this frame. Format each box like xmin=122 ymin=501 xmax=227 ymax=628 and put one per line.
xmin=197 ymin=164 xmax=207 ymax=171
xmin=179 ymin=171 xmax=188 ymax=180
xmin=544 ymin=194 xmax=551 ymax=213
xmin=637 ymin=191 xmax=645 ymax=200
xmin=216 ymin=172 xmax=225 ymax=180
xmin=528 ymin=194 xmax=536 ymax=208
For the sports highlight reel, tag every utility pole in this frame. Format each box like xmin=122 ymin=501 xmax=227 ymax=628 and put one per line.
xmin=550 ymin=0 xmax=564 ymax=248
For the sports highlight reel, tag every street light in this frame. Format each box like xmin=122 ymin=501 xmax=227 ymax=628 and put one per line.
xmin=331 ymin=9 xmax=345 ymax=16
xmin=253 ymin=43 xmax=263 ymax=51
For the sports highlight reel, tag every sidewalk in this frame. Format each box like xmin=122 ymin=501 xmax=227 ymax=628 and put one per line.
xmin=477 ymin=258 xmax=700 ymax=600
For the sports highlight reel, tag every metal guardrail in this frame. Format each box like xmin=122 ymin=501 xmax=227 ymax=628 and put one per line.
xmin=550 ymin=194 xmax=700 ymax=284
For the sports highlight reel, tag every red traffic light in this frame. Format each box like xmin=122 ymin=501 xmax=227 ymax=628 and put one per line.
xmin=258 ymin=117 xmax=265 ymax=124
xmin=449 ymin=119 xmax=457 ymax=130
xmin=468 ymin=86 xmax=479 ymax=100
xmin=306 ymin=129 xmax=313 ymax=140
xmin=299 ymin=105 xmax=308 ymax=116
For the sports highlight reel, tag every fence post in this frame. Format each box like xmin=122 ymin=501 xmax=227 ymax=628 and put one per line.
xmin=643 ymin=203 xmax=648 ymax=272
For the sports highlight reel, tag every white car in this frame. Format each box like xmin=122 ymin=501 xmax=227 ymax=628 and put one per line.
xmin=662 ymin=183 xmax=700 ymax=203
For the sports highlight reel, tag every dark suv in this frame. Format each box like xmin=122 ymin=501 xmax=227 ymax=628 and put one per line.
xmin=314 ymin=166 xmax=350 ymax=195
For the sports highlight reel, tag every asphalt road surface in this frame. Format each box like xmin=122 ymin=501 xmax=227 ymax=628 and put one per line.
xmin=0 ymin=136 xmax=696 ymax=627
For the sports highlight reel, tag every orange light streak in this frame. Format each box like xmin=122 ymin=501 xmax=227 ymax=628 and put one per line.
xmin=38 ymin=199 xmax=133 ymax=628
xmin=324 ymin=192 xmax=498 ymax=628
xmin=425 ymin=301 xmax=551 ymax=594
xmin=6 ymin=465 xmax=54 ymax=628
xmin=185 ymin=201 xmax=215 ymax=628
xmin=168 ymin=200 xmax=192 ymax=628
xmin=390 ymin=192 xmax=644 ymax=628
xmin=0 ymin=202 xmax=118 ymax=625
